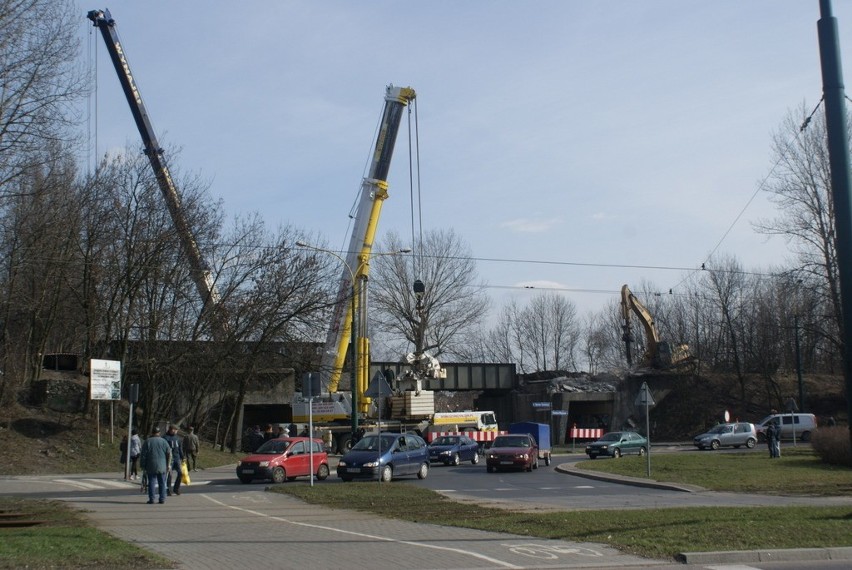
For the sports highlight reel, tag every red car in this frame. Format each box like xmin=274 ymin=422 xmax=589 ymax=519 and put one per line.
xmin=237 ymin=437 xmax=329 ymax=483
xmin=485 ymin=434 xmax=539 ymax=472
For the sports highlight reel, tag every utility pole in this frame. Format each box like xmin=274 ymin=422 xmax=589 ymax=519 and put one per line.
xmin=817 ymin=0 xmax=852 ymax=456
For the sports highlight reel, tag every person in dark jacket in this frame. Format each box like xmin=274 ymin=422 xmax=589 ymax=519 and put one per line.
xmin=139 ymin=426 xmax=171 ymax=504
xmin=766 ymin=421 xmax=781 ymax=458
xmin=163 ymin=425 xmax=183 ymax=496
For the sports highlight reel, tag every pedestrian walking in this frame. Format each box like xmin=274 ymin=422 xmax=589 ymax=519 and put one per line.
xmin=139 ymin=426 xmax=171 ymax=504
xmin=129 ymin=428 xmax=141 ymax=480
xmin=182 ymin=426 xmax=200 ymax=471
xmin=119 ymin=434 xmax=128 ymax=476
xmin=164 ymin=425 xmax=184 ymax=495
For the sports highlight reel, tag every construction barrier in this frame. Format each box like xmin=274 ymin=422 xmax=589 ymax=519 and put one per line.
xmin=569 ymin=427 xmax=604 ymax=440
xmin=426 ymin=430 xmax=507 ymax=443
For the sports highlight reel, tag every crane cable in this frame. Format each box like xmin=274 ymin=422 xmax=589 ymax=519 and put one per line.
xmin=407 ymin=99 xmax=424 ymax=280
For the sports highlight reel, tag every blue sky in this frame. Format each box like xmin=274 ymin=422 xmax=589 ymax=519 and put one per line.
xmin=83 ymin=1 xmax=852 ymax=318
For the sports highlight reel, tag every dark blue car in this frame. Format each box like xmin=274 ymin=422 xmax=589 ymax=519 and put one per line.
xmin=428 ymin=435 xmax=480 ymax=465
xmin=337 ymin=432 xmax=429 ymax=482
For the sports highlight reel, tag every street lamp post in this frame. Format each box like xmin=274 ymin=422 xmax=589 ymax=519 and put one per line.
xmin=296 ymin=241 xmax=409 ymax=441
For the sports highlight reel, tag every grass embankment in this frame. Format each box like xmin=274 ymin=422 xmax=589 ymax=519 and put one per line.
xmin=578 ymin=447 xmax=852 ymax=495
xmin=0 ymin=497 xmax=173 ymax=569
xmin=273 ymin=449 xmax=852 ymax=561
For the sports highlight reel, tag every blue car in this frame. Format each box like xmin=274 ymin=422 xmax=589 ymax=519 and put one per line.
xmin=428 ymin=435 xmax=480 ymax=465
xmin=337 ymin=432 xmax=430 ymax=482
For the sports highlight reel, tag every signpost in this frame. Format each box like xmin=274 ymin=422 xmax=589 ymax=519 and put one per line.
xmin=90 ymin=359 xmax=121 ymax=448
xmin=634 ymin=382 xmax=656 ymax=477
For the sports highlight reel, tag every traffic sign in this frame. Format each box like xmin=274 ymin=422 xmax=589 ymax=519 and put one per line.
xmin=634 ymin=381 xmax=656 ymax=407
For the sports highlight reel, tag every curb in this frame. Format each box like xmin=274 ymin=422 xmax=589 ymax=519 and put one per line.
xmin=678 ymin=546 xmax=852 ymax=564
xmin=555 ymin=462 xmax=705 ymax=493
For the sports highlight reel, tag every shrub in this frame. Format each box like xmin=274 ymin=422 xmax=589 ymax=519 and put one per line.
xmin=810 ymin=427 xmax=852 ymax=467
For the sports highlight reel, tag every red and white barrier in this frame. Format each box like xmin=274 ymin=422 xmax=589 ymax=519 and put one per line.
xmin=569 ymin=427 xmax=604 ymax=440
xmin=426 ymin=430 xmax=506 ymax=443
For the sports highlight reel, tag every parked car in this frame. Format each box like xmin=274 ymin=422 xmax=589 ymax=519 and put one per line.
xmin=337 ymin=432 xmax=429 ymax=482
xmin=756 ymin=413 xmax=817 ymax=442
xmin=428 ymin=435 xmax=480 ymax=465
xmin=585 ymin=431 xmax=648 ymax=459
xmin=236 ymin=437 xmax=329 ymax=484
xmin=485 ymin=434 xmax=539 ymax=472
xmin=693 ymin=422 xmax=757 ymax=450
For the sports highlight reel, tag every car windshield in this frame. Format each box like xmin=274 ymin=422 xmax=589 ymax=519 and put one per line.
xmin=351 ymin=435 xmax=396 ymax=452
xmin=494 ymin=436 xmax=530 ymax=447
xmin=254 ymin=440 xmax=290 ymax=454
xmin=433 ymin=436 xmax=459 ymax=446
xmin=600 ymin=433 xmax=621 ymax=442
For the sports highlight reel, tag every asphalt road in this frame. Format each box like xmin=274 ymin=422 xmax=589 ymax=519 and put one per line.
xmin=1 ymin=451 xmax=850 ymax=570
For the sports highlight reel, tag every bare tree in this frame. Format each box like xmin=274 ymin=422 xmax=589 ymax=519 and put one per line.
xmin=520 ymin=292 xmax=580 ymax=372
xmin=583 ymin=302 xmax=624 ymax=375
xmin=0 ymin=148 xmax=80 ymax=403
xmin=0 ymin=0 xmax=86 ymax=190
xmin=369 ymin=228 xmax=489 ymax=361
xmin=755 ymin=104 xmax=844 ymax=358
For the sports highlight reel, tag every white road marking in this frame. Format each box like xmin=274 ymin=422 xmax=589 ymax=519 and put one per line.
xmin=53 ymin=479 xmax=102 ymax=490
xmin=83 ymin=479 xmax=131 ymax=489
xmin=202 ymin=494 xmax=522 ymax=569
xmin=704 ymin=566 xmax=762 ymax=570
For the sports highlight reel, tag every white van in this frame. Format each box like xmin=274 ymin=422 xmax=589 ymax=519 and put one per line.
xmin=756 ymin=413 xmax=817 ymax=442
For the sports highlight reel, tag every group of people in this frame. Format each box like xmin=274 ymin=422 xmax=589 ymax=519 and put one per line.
xmin=121 ymin=424 xmax=201 ymax=504
xmin=243 ymin=423 xmax=301 ymax=452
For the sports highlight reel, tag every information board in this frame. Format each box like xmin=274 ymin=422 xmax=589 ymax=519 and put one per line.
xmin=90 ymin=359 xmax=121 ymax=400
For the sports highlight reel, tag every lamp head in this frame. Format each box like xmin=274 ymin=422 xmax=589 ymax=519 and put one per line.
xmin=413 ymin=279 xmax=425 ymax=300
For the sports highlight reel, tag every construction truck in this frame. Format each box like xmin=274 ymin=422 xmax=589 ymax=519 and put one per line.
xmin=292 ymin=85 xmax=451 ymax=454
xmin=88 ymin=9 xmax=227 ymax=339
xmin=620 ymin=284 xmax=692 ymax=370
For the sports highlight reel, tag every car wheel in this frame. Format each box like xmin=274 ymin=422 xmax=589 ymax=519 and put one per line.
xmin=588 ymin=454 xmax=597 ymax=460
xmin=272 ymin=467 xmax=286 ymax=484
xmin=532 ymin=457 xmax=539 ymax=470
xmin=638 ymin=446 xmax=647 ymax=457
xmin=316 ymin=464 xmax=330 ymax=480
xmin=451 ymin=453 xmax=460 ymax=466
xmin=710 ymin=440 xmax=720 ymax=451
xmin=544 ymin=454 xmax=551 ymax=466
xmin=746 ymin=438 xmax=756 ymax=449
xmin=471 ymin=453 xmax=480 ymax=465
xmin=380 ymin=465 xmax=393 ymax=483
xmin=801 ymin=431 xmax=811 ymax=442
xmin=612 ymin=448 xmax=622 ymax=458
xmin=487 ymin=465 xmax=495 ymax=473
xmin=238 ymin=475 xmax=252 ymax=484
xmin=337 ymin=434 xmax=352 ymax=454
xmin=417 ymin=462 xmax=429 ymax=480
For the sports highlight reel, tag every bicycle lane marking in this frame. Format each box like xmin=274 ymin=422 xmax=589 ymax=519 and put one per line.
xmin=201 ymin=493 xmax=522 ymax=569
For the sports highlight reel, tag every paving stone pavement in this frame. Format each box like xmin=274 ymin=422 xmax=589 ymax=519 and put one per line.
xmin=67 ymin=480 xmax=662 ymax=569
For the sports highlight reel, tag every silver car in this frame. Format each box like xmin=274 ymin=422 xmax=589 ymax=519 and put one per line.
xmin=693 ymin=422 xmax=757 ymax=450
